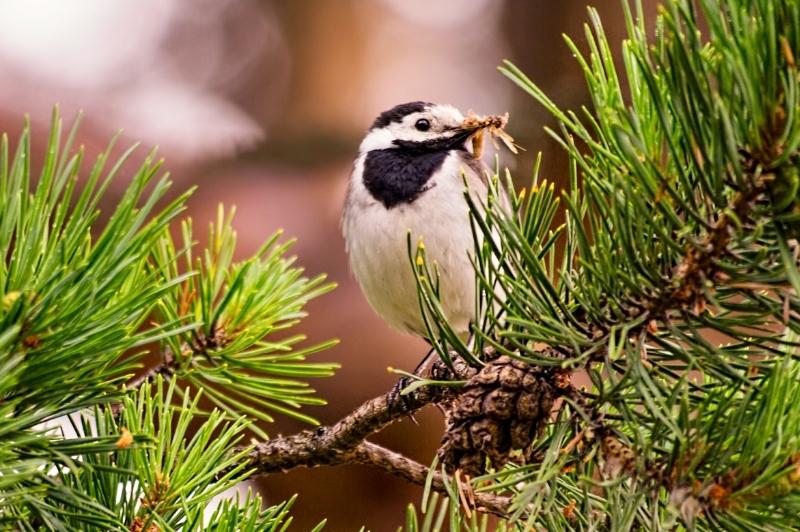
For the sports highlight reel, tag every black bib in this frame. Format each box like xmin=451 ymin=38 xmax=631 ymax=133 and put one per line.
xmin=362 ymin=147 xmax=450 ymax=208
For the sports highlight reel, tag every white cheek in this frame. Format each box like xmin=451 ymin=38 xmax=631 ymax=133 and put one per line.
xmin=397 ymin=128 xmax=436 ymax=143
xmin=359 ymin=129 xmax=394 ymax=152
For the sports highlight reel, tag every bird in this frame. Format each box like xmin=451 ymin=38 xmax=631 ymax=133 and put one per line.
xmin=342 ymin=101 xmax=499 ymax=350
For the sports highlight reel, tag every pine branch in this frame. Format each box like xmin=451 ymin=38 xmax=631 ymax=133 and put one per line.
xmin=149 ymin=207 xmax=339 ymax=437
xmin=550 ymin=162 xmax=772 ymax=354
xmin=350 ymin=442 xmax=512 ymax=518
xmin=244 ymin=355 xmax=470 ymax=459
xmin=244 ymin=362 xmax=514 ymax=519
xmin=644 ymin=156 xmax=771 ymax=324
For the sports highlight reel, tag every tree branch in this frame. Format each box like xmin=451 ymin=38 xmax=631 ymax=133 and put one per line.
xmin=127 ymin=350 xmax=176 ymax=390
xmin=350 ymin=441 xmax=513 ymax=518
xmin=242 ymin=358 xmax=520 ymax=517
xmin=113 ymin=351 xmax=176 ymax=416
xmin=247 ymin=356 xmax=475 ymax=469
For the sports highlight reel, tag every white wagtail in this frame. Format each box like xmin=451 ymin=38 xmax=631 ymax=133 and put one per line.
xmin=343 ymin=102 xmax=509 ymax=370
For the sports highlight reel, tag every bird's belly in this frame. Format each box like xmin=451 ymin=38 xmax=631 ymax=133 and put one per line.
xmin=345 ymin=189 xmax=477 ymax=338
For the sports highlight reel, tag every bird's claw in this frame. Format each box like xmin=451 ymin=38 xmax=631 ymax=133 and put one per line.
xmin=387 ymin=376 xmax=415 ymax=416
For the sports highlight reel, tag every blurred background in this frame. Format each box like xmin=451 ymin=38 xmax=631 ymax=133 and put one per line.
xmin=0 ymin=1 xmax=655 ymax=529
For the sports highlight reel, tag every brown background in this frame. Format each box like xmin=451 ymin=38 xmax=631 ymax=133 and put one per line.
xmin=0 ymin=1 xmax=655 ymax=529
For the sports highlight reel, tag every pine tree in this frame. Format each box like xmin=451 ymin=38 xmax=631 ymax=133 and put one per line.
xmin=0 ymin=113 xmax=337 ymax=529
xmin=2 ymin=0 xmax=800 ymax=529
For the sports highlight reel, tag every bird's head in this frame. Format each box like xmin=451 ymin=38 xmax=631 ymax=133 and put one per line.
xmin=359 ymin=101 xmax=483 ymax=154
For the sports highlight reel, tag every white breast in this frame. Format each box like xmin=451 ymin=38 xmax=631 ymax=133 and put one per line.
xmin=342 ymin=151 xmax=487 ymax=339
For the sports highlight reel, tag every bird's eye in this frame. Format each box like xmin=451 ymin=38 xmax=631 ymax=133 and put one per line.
xmin=414 ymin=118 xmax=430 ymax=131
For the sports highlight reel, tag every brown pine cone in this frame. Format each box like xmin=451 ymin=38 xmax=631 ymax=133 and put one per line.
xmin=438 ymin=355 xmax=556 ymax=475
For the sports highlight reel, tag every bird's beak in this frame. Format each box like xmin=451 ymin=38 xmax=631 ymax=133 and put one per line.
xmin=445 ymin=123 xmax=483 ymax=148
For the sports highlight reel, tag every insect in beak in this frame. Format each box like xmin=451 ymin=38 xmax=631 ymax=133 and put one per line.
xmin=460 ymin=112 xmax=519 ymax=159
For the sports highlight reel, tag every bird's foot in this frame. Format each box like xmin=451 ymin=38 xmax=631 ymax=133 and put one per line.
xmin=387 ymin=376 xmax=417 ymax=421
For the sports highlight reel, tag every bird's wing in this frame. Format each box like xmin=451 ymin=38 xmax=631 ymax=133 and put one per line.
xmin=459 ymin=154 xmax=511 ymax=213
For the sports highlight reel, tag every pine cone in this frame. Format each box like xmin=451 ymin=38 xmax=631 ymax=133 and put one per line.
xmin=438 ymin=355 xmax=556 ymax=475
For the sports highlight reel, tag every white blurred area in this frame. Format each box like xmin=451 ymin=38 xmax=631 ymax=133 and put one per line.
xmin=0 ymin=0 xmax=281 ymax=161
xmin=0 ymin=0 xmax=510 ymax=162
